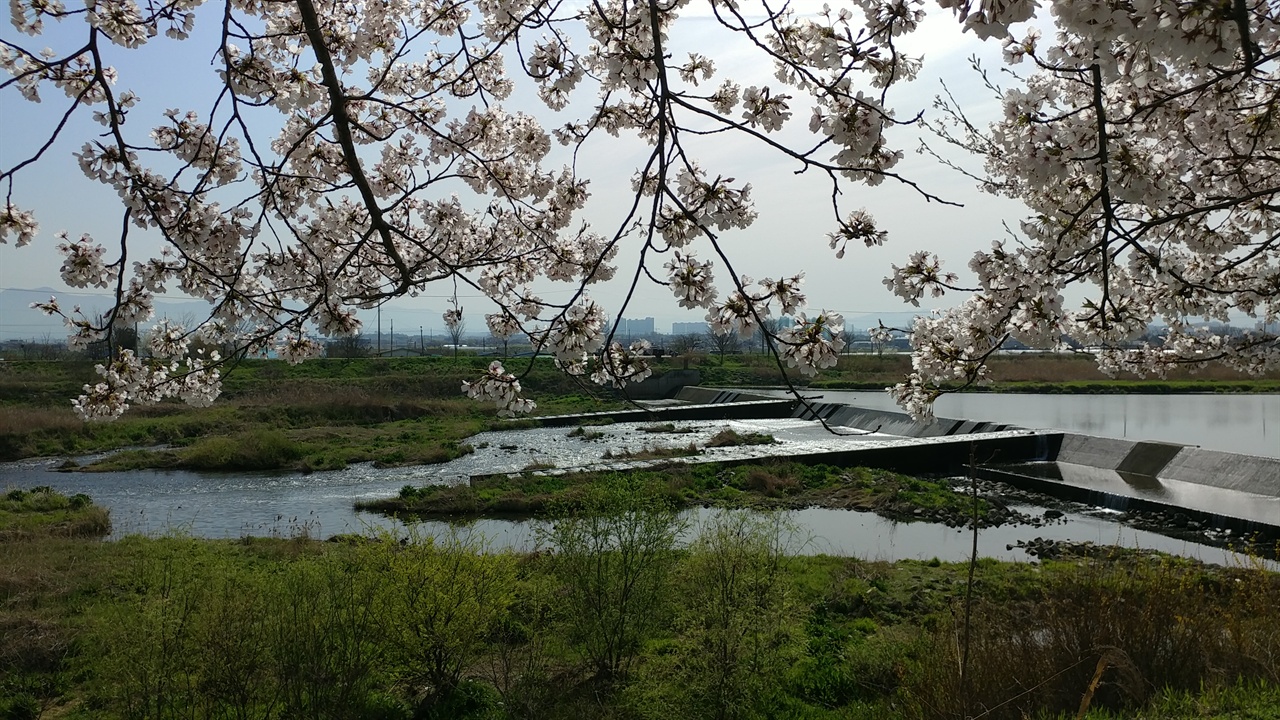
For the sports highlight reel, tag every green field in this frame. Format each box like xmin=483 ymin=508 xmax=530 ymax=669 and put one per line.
xmin=0 ymin=357 xmax=618 ymax=467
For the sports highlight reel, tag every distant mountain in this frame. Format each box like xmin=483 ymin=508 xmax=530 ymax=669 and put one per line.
xmin=0 ymin=287 xmax=214 ymax=341
xmin=0 ymin=287 xmax=448 ymax=341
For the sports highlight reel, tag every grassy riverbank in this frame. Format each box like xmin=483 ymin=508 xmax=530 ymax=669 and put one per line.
xmin=701 ymin=352 xmax=1280 ymax=393
xmin=359 ymin=462 xmax=1027 ymax=529
xmin=0 ymin=357 xmax=620 ymax=467
xmin=0 ymin=485 xmax=110 ymax=540
xmin=3 ymin=489 xmax=1279 ymax=720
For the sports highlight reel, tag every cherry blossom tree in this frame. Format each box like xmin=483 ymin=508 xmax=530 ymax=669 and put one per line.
xmin=886 ymin=0 xmax=1280 ymax=418
xmin=1 ymin=0 xmax=1277 ymax=421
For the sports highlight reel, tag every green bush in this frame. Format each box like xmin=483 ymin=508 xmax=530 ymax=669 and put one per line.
xmin=86 ymin=540 xmax=397 ymax=719
xmin=361 ymin=529 xmax=515 ymax=710
xmin=181 ymin=430 xmax=303 ymax=470
xmin=545 ymin=482 xmax=685 ymax=681
xmin=664 ymin=511 xmax=799 ymax=720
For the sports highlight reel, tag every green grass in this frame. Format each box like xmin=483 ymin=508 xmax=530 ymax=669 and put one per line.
xmin=1068 ymin=682 xmax=1280 ymax=719
xmin=2 ymin=520 xmax=1277 ymax=720
xmin=0 ymin=358 xmax=619 ymax=470
xmin=0 ymin=486 xmax=111 ymax=540
xmin=359 ymin=462 xmax=995 ymax=525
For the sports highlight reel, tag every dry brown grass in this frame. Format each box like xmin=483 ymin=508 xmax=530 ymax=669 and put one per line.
xmin=983 ymin=355 xmax=1113 ymax=383
xmin=744 ymin=467 xmax=801 ymax=497
xmin=705 ymin=429 xmax=777 ymax=447
xmin=909 ymin=556 xmax=1280 ymax=720
xmin=0 ymin=405 xmax=82 ymax=436
xmin=982 ymin=353 xmax=1280 ymax=383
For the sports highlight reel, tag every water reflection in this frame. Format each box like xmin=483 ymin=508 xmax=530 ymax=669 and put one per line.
xmin=378 ymin=506 xmax=1262 ymax=568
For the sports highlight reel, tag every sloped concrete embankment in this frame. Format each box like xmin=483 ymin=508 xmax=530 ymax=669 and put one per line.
xmin=771 ymin=392 xmax=1280 ymax=535
xmin=532 ymin=389 xmax=793 ymax=428
xmin=974 ymin=435 xmax=1280 ymax=537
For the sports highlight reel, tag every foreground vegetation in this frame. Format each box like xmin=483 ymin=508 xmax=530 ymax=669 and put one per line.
xmin=3 ymin=487 xmax=1278 ymax=720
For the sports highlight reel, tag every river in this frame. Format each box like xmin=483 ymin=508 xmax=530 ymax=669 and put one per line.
xmin=3 ymin=399 xmax=1273 ymax=565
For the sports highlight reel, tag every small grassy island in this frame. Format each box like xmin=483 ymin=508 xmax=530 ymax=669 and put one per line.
xmin=357 ymin=462 xmax=1024 ymax=530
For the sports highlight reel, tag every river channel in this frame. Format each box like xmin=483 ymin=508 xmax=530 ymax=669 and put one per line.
xmin=3 ymin=394 xmax=1274 ymax=566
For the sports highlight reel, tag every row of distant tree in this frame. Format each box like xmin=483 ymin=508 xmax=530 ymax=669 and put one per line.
xmin=4 ymin=321 xmax=1271 ymax=362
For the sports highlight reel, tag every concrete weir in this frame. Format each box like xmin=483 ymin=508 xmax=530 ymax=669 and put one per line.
xmin=531 ymin=386 xmax=1280 ymax=537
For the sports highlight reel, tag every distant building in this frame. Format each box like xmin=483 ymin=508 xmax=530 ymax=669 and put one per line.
xmin=671 ymin=321 xmax=708 ymax=335
xmin=618 ymin=317 xmax=655 ymax=337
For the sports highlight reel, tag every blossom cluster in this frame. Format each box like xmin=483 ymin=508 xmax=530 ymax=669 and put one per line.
xmin=463 ymin=361 xmax=537 ymax=417
xmin=70 ymin=348 xmax=222 ymax=422
xmin=778 ymin=312 xmax=847 ymax=377
xmin=592 ymin=340 xmax=655 ymax=389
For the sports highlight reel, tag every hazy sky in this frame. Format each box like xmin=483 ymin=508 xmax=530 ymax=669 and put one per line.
xmin=0 ymin=2 xmax=1026 ymax=337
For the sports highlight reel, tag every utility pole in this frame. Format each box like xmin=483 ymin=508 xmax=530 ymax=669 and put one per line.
xmin=390 ymin=318 xmax=394 ymax=356
xmin=377 ymin=305 xmax=382 ymax=356
xmin=419 ymin=325 xmax=424 ymax=354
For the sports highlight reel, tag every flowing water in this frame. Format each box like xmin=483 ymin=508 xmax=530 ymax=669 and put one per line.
xmin=2 ymin=410 xmax=1267 ymax=566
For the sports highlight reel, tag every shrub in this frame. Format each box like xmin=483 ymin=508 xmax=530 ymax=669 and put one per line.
xmin=705 ymin=429 xmax=776 ymax=448
xmin=544 ymin=483 xmax=685 ymax=680
xmin=268 ymin=554 xmax=387 ymax=719
xmin=665 ymin=511 xmax=799 ymax=719
xmin=744 ymin=467 xmax=801 ymax=497
xmin=362 ymin=529 xmax=515 ymax=710
xmin=86 ymin=540 xmax=393 ymax=719
xmin=908 ymin=557 xmax=1280 ymax=720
